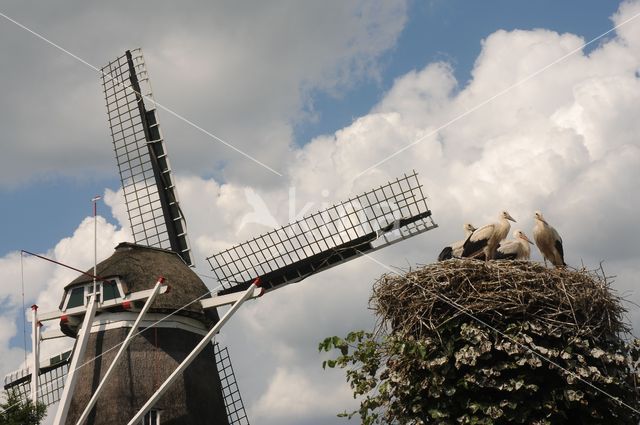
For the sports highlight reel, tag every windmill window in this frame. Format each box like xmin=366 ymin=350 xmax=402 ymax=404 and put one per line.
xmin=63 ymin=279 xmax=124 ymax=310
xmin=102 ymin=280 xmax=119 ymax=301
xmin=142 ymin=409 xmax=161 ymax=425
xmin=66 ymin=287 xmax=85 ymax=309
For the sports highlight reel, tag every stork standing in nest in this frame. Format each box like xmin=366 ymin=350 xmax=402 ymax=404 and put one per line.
xmin=462 ymin=211 xmax=516 ymax=260
xmin=533 ymin=211 xmax=566 ymax=267
xmin=438 ymin=223 xmax=477 ymax=261
xmin=495 ymin=230 xmax=534 ymax=260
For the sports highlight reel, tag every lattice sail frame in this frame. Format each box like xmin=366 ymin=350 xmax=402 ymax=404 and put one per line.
xmin=101 ymin=49 xmax=192 ymax=265
xmin=208 ymin=171 xmax=437 ymax=294
xmin=3 ymin=350 xmax=71 ymax=407
xmin=214 ymin=343 xmax=250 ymax=425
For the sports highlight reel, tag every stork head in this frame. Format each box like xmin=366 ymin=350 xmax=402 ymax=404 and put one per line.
xmin=501 ymin=211 xmax=516 ymax=222
xmin=534 ymin=210 xmax=547 ymax=224
xmin=463 ymin=223 xmax=477 ymax=234
xmin=514 ymin=230 xmax=533 ymax=244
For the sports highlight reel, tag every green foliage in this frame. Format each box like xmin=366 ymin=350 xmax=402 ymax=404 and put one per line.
xmin=320 ymin=323 xmax=640 ymax=424
xmin=321 ymin=261 xmax=640 ymax=424
xmin=0 ymin=389 xmax=47 ymax=425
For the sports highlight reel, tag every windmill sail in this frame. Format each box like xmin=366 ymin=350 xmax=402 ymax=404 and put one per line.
xmin=3 ymin=350 xmax=71 ymax=407
xmin=101 ymin=48 xmax=192 ymax=265
xmin=208 ymin=171 xmax=437 ymax=295
xmin=214 ymin=343 xmax=250 ymax=425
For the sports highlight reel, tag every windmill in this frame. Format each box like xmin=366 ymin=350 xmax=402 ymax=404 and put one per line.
xmin=3 ymin=48 xmax=438 ymax=425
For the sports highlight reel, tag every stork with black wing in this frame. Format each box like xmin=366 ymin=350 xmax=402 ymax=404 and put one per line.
xmin=3 ymin=49 xmax=438 ymax=425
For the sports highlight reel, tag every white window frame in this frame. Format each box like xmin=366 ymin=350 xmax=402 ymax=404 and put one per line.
xmin=62 ymin=278 xmax=125 ymax=311
xmin=62 ymin=286 xmax=87 ymax=311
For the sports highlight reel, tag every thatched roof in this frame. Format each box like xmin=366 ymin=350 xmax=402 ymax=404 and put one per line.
xmin=63 ymin=242 xmax=215 ymax=325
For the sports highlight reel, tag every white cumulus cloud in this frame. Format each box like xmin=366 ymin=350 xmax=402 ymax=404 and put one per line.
xmin=1 ymin=1 xmax=640 ymax=424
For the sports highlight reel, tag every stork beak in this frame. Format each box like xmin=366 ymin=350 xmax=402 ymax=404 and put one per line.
xmin=523 ymin=235 xmax=534 ymax=245
xmin=507 ymin=213 xmax=516 ymax=222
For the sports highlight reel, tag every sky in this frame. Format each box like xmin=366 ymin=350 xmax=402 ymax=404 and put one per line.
xmin=0 ymin=1 xmax=639 ymax=424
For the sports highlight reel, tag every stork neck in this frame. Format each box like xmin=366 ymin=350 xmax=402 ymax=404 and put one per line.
xmin=522 ymin=239 xmax=531 ymax=257
xmin=499 ymin=218 xmax=511 ymax=231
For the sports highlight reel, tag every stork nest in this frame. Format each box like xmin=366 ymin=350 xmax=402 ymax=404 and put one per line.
xmin=325 ymin=260 xmax=639 ymax=424
xmin=372 ymin=259 xmax=629 ymax=342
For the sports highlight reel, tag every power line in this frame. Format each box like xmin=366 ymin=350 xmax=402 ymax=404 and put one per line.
xmin=0 ymin=11 xmax=283 ymax=177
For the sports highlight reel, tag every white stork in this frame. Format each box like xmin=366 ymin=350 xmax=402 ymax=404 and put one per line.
xmin=495 ymin=230 xmax=534 ymax=260
xmin=437 ymin=223 xmax=477 ymax=261
xmin=462 ymin=211 xmax=516 ymax=260
xmin=533 ymin=211 xmax=566 ymax=267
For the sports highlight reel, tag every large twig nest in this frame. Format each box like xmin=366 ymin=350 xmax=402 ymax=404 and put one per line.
xmin=373 ymin=260 xmax=628 ymax=340
xmin=362 ymin=260 xmax=640 ymax=424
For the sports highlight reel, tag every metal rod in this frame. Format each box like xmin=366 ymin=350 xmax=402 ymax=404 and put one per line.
xmin=21 ymin=250 xmax=100 ymax=281
xmin=30 ymin=305 xmax=39 ymax=404
xmin=53 ymin=294 xmax=99 ymax=425
xmin=91 ymin=196 xmax=101 ymax=297
xmin=126 ymin=279 xmax=260 ymax=425
xmin=75 ymin=278 xmax=165 ymax=425
xmin=21 ymin=252 xmax=27 ymax=363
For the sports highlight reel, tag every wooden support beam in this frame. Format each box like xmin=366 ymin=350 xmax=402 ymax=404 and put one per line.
xmin=75 ymin=278 xmax=165 ymax=425
xmin=126 ymin=279 xmax=260 ymax=425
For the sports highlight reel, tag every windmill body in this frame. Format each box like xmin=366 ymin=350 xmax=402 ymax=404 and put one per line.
xmin=3 ymin=48 xmax=439 ymax=425
xmin=60 ymin=243 xmax=227 ymax=425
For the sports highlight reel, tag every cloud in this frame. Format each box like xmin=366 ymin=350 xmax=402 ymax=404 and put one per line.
xmin=2 ymin=1 xmax=640 ymax=424
xmin=252 ymin=366 xmax=354 ymax=422
xmin=0 ymin=1 xmax=408 ymax=187
xmin=0 ymin=315 xmax=28 ymax=380
xmin=0 ymin=194 xmax=131 ymax=374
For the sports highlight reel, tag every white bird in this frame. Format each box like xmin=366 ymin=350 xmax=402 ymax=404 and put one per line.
xmin=495 ymin=230 xmax=534 ymax=260
xmin=462 ymin=211 xmax=516 ymax=260
xmin=533 ymin=211 xmax=566 ymax=267
xmin=438 ymin=223 xmax=477 ymax=261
